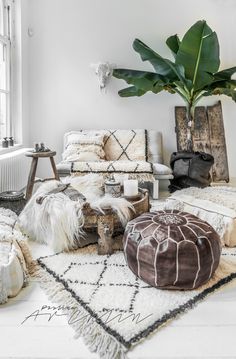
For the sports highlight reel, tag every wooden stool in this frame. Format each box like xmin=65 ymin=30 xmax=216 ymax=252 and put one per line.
xmin=25 ymin=151 xmax=60 ymax=201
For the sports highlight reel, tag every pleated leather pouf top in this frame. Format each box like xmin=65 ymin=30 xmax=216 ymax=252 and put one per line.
xmin=123 ymin=210 xmax=221 ymax=290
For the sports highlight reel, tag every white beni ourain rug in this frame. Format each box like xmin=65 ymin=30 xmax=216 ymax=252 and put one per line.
xmin=33 ymin=245 xmax=236 ymax=359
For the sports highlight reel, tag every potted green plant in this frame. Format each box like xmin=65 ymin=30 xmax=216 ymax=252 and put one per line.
xmin=113 ymin=20 xmax=236 ymax=152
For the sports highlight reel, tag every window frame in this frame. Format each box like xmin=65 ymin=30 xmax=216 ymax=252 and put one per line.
xmin=0 ymin=0 xmax=13 ymax=140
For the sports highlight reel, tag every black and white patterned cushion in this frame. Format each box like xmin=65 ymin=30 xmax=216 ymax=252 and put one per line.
xmin=104 ymin=129 xmax=147 ymax=161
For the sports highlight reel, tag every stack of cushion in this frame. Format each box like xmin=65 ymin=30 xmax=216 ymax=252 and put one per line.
xmin=165 ymin=186 xmax=236 ymax=247
xmin=0 ymin=208 xmax=31 ymax=304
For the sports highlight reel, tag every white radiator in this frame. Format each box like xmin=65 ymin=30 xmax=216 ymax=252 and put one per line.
xmin=0 ymin=148 xmax=31 ymax=192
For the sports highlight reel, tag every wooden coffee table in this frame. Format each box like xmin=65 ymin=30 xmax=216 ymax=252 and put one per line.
xmin=36 ymin=184 xmax=150 ymax=255
xmin=82 ymin=188 xmax=150 ymax=255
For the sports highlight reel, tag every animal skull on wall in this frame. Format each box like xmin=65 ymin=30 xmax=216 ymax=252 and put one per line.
xmin=91 ymin=62 xmax=116 ymax=90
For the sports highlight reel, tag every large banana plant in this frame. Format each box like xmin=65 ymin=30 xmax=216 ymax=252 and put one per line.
xmin=113 ymin=20 xmax=236 ymax=151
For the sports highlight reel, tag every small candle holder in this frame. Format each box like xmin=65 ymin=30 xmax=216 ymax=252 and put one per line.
xmin=33 ymin=142 xmax=51 ymax=153
xmin=8 ymin=137 xmax=14 ymax=146
xmin=34 ymin=143 xmax=40 ymax=152
xmin=2 ymin=137 xmax=8 ymax=148
xmin=104 ymin=175 xmax=121 ymax=198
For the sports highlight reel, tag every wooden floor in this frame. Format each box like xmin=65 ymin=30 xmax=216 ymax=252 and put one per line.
xmin=1 ymin=193 xmax=236 ymax=359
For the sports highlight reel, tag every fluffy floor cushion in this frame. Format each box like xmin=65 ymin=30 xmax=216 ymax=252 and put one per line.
xmin=165 ymin=186 xmax=236 ymax=247
xmin=0 ymin=208 xmax=32 ymax=304
xmin=19 ymin=175 xmax=134 ymax=253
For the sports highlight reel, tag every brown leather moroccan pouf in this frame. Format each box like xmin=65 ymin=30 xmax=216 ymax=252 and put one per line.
xmin=123 ymin=210 xmax=221 ymax=290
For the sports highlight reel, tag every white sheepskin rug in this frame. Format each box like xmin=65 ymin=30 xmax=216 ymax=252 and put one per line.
xmin=18 ymin=174 xmax=134 ymax=252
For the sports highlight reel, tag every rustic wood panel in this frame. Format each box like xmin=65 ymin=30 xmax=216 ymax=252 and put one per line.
xmin=175 ymin=107 xmax=188 ymax=151
xmin=207 ymin=102 xmax=229 ymax=182
xmin=192 ymin=107 xmax=211 ymax=153
xmin=175 ymin=101 xmax=229 ymax=182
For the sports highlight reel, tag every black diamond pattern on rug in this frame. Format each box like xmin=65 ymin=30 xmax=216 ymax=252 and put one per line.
xmin=59 ymin=254 xmax=148 ymax=314
xmin=37 ymin=246 xmax=236 ymax=351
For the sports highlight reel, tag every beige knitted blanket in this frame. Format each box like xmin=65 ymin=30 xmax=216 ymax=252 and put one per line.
xmin=165 ymin=186 xmax=236 ymax=247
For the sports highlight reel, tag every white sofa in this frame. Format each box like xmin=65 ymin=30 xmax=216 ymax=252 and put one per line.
xmin=56 ymin=129 xmax=173 ymax=198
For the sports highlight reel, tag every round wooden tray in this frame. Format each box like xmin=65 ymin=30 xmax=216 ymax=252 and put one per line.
xmin=82 ymin=188 xmax=150 ymax=233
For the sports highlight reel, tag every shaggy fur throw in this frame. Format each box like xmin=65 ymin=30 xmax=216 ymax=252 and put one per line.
xmin=19 ymin=175 xmax=134 ymax=252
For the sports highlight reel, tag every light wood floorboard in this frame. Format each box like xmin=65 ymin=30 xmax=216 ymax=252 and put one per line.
xmin=1 ymin=194 xmax=236 ymax=359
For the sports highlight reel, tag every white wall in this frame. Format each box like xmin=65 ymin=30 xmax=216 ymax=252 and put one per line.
xmin=25 ymin=0 xmax=236 ymax=178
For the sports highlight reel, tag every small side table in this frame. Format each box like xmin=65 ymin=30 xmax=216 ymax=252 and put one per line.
xmin=25 ymin=151 xmax=60 ymax=201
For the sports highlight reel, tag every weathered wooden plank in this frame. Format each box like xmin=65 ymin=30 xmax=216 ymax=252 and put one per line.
xmin=175 ymin=107 xmax=188 ymax=151
xmin=175 ymin=107 xmax=211 ymax=153
xmin=207 ymin=101 xmax=229 ymax=182
xmin=191 ymin=107 xmax=214 ymax=180
xmin=175 ymin=101 xmax=229 ymax=182
xmin=193 ymin=107 xmax=211 ymax=153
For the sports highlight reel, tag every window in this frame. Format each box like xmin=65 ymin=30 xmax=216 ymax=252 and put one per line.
xmin=0 ymin=0 xmax=12 ymax=139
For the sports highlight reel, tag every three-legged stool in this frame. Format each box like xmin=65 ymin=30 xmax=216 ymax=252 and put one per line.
xmin=25 ymin=151 xmax=60 ymax=201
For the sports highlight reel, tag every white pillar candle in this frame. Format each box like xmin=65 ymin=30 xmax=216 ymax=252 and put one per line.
xmin=123 ymin=179 xmax=138 ymax=197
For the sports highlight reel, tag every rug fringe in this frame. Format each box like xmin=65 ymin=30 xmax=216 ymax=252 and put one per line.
xmin=30 ymin=261 xmax=127 ymax=359
xmin=17 ymin=239 xmax=34 ymax=268
xmin=127 ymin=257 xmax=236 ymax=347
xmin=28 ymin=250 xmax=236 ymax=357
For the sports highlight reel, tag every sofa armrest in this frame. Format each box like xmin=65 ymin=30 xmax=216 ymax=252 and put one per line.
xmin=152 ymin=162 xmax=172 ymax=175
xmin=155 ymin=174 xmax=174 ymax=180
xmin=147 ymin=130 xmax=163 ymax=164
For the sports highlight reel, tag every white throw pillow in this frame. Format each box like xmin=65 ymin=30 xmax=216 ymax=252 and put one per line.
xmin=62 ymin=133 xmax=105 ymax=162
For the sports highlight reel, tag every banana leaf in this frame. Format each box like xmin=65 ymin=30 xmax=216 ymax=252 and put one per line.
xmin=176 ymin=20 xmax=220 ymax=91
xmin=203 ymin=79 xmax=236 ymax=101
xmin=113 ymin=20 xmax=236 ymax=114
xmin=113 ymin=69 xmax=169 ymax=91
xmin=118 ymin=86 xmax=148 ymax=97
xmin=213 ymin=66 xmax=236 ymax=80
xmin=166 ymin=34 xmax=180 ymax=59
xmin=133 ymin=39 xmax=186 ymax=84
xmin=112 ymin=20 xmax=236 ymax=151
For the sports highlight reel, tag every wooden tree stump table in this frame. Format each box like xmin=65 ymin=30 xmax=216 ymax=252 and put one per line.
xmin=83 ymin=188 xmax=150 ymax=255
xmin=25 ymin=151 xmax=60 ymax=201
xmin=33 ymin=184 xmax=150 ymax=255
